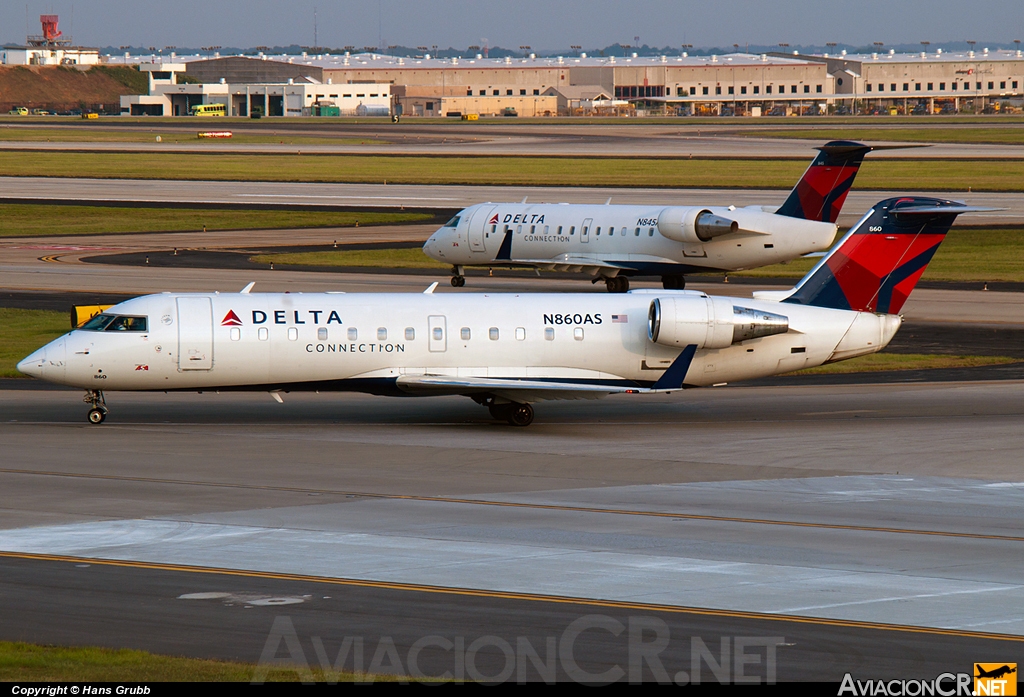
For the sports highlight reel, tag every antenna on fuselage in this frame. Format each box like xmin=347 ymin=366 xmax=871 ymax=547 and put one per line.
xmin=605 ymin=197 xmax=612 ymax=205
xmin=240 ymin=282 xmax=255 ymax=294
xmin=521 ymin=196 xmax=528 ymax=204
xmin=423 ymin=281 xmax=439 ymax=294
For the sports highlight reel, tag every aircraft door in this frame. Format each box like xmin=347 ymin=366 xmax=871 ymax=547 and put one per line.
xmin=468 ymin=206 xmax=494 ymax=253
xmin=176 ymin=297 xmax=214 ymax=371
xmin=428 ymin=315 xmax=447 ymax=352
xmin=581 ymin=217 xmax=592 ymax=243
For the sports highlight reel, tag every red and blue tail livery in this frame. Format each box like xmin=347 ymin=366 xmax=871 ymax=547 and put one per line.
xmin=783 ymin=197 xmax=989 ymax=314
xmin=775 ymin=141 xmax=876 ymax=224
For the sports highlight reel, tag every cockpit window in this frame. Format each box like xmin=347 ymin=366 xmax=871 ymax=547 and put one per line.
xmin=105 ymin=316 xmax=148 ymax=332
xmin=443 ymin=215 xmax=461 ymax=228
xmin=80 ymin=314 xmax=115 ymax=331
xmin=81 ymin=314 xmax=148 ymax=332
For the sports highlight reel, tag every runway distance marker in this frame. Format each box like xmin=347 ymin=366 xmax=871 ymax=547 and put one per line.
xmin=0 ymin=550 xmax=1020 ymax=644
xmin=1 ymin=467 xmax=1022 ymax=544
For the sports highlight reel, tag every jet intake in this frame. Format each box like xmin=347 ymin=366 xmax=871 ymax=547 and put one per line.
xmin=648 ymin=296 xmax=789 ymax=349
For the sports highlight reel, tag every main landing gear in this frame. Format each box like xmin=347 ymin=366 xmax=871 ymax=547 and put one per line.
xmin=84 ymin=390 xmax=107 ymax=424
xmin=484 ymin=399 xmax=535 ymax=427
xmin=661 ymin=275 xmax=686 ymax=290
xmin=603 ymin=276 xmax=630 ymax=293
xmin=450 ymin=265 xmax=466 ymax=287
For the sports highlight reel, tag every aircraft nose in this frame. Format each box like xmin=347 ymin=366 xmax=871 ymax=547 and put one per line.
xmin=17 ymin=346 xmax=46 ymax=378
xmin=423 ymin=232 xmax=445 ymax=260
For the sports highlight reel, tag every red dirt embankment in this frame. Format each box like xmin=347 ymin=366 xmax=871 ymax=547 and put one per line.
xmin=0 ymin=65 xmax=146 ymax=114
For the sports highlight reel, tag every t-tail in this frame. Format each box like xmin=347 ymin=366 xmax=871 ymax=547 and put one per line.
xmin=781 ymin=197 xmax=990 ymax=314
xmin=775 ymin=141 xmax=876 ymax=223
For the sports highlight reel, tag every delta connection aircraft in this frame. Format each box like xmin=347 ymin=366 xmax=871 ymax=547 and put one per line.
xmin=18 ymin=197 xmax=984 ymax=427
xmin=424 ymin=141 xmax=896 ymax=292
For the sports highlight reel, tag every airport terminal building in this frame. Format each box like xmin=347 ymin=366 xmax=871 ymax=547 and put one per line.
xmin=111 ymin=47 xmax=1024 ymax=117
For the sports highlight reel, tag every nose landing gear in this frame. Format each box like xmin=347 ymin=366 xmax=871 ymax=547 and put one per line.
xmin=450 ymin=265 xmax=466 ymax=287
xmin=84 ymin=390 xmax=107 ymax=424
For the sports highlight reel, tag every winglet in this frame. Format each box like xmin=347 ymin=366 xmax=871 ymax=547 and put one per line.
xmin=651 ymin=344 xmax=697 ymax=390
xmin=423 ymin=281 xmax=438 ymax=294
xmin=240 ymin=282 xmax=255 ymax=294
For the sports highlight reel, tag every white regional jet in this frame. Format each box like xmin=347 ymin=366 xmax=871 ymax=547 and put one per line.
xmin=18 ymin=197 xmax=982 ymax=427
xmin=424 ymin=141 xmax=885 ymax=292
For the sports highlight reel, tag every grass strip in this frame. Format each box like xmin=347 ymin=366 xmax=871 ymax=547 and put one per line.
xmin=0 ymin=640 xmax=401 ymax=682
xmin=738 ymin=127 xmax=1024 ymax=145
xmin=732 ymin=227 xmax=1024 ymax=283
xmin=794 ymin=353 xmax=1017 ymax=375
xmin=0 ymin=126 xmax=384 ymax=145
xmin=0 ymin=152 xmax=1023 ymax=191
xmin=0 ymin=308 xmax=69 ymax=377
xmin=251 ymin=248 xmax=448 ymax=269
xmin=0 ymin=204 xmax=431 ymax=237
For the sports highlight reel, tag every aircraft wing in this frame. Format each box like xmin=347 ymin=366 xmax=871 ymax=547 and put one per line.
xmin=395 ymin=374 xmax=642 ymax=401
xmin=394 ymin=346 xmax=698 ymax=402
xmin=493 ymin=254 xmax=636 ymax=273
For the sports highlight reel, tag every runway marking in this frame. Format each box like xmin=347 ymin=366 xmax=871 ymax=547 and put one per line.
xmin=1 ymin=467 xmax=1022 ymax=543
xmin=0 ymin=550 xmax=1020 ymax=643
xmin=38 ymin=255 xmax=62 ymax=263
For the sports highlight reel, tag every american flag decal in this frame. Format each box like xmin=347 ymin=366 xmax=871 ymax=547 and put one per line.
xmin=611 ymin=314 xmax=628 ymax=323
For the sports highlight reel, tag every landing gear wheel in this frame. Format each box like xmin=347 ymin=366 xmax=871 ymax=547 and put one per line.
xmin=604 ymin=276 xmax=629 ymax=293
xmin=661 ymin=275 xmax=686 ymax=290
xmin=451 ymin=275 xmax=466 ymax=287
xmin=488 ymin=403 xmax=512 ymax=421
xmin=506 ymin=403 xmax=534 ymax=427
xmin=83 ymin=389 xmax=107 ymax=424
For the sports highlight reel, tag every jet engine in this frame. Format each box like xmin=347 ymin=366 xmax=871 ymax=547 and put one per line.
xmin=656 ymin=205 xmax=839 ymax=247
xmin=648 ymin=295 xmax=789 ymax=349
xmin=657 ymin=207 xmax=738 ymax=244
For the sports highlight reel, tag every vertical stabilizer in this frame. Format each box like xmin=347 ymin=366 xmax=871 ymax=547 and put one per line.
xmin=775 ymin=141 xmax=875 ymax=223
xmin=783 ymin=197 xmax=985 ymax=314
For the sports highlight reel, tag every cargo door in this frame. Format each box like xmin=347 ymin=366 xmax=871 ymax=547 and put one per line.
xmin=428 ymin=315 xmax=447 ymax=353
xmin=468 ymin=206 xmax=494 ymax=253
xmin=176 ymin=297 xmax=214 ymax=371
xmin=581 ymin=217 xmax=592 ymax=244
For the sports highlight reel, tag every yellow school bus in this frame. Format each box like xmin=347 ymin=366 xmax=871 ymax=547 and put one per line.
xmin=190 ymin=103 xmax=227 ymax=117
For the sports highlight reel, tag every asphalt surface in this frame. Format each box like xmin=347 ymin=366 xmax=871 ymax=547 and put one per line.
xmin=1 ymin=383 xmax=1023 ymax=683
xmin=4 ymin=123 xmax=1024 ymax=158
xmin=2 ymin=177 xmax=1022 ymax=227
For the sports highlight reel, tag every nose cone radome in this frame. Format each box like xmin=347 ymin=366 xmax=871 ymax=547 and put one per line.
xmin=17 ymin=336 xmax=66 ymax=382
xmin=17 ymin=346 xmax=46 ymax=378
xmin=423 ymin=231 xmax=446 ymax=261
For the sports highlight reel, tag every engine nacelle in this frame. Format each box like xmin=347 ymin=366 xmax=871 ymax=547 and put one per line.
xmin=648 ymin=295 xmax=790 ymax=349
xmin=657 ymin=207 xmax=738 ymax=244
xmin=657 ymin=205 xmax=839 ymax=249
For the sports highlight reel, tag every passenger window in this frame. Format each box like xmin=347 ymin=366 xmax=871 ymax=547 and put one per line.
xmin=288 ymin=327 xmax=298 ymax=341
xmin=377 ymin=327 xmax=387 ymax=340
xmin=489 ymin=327 xmax=499 ymax=340
xmin=258 ymin=327 xmax=268 ymax=341
xmin=405 ymin=327 xmax=415 ymax=340
xmin=608 ymin=227 xmax=615 ymax=235
xmin=317 ymin=327 xmax=328 ymax=340
xmin=569 ymin=226 xmax=575 ymax=235
xmin=530 ymin=225 xmax=535 ymax=234
xmin=432 ymin=327 xmax=443 ymax=340
xmin=557 ymin=226 xmax=563 ymax=234
xmin=347 ymin=327 xmax=358 ymax=341
xmin=461 ymin=327 xmax=471 ymax=340
xmin=544 ymin=226 xmax=549 ymax=234
xmin=517 ymin=225 xmax=522 ymax=234
xmin=544 ymin=327 xmax=554 ymax=341
xmin=490 ymin=224 xmax=497 ymax=234
xmin=649 ymin=228 xmax=655 ymax=236
xmin=574 ymin=328 xmax=584 ymax=341
xmin=635 ymin=227 xmax=640 ymax=236
xmin=515 ymin=327 xmax=526 ymax=341
xmin=596 ymin=227 xmax=601 ymax=236
xmin=230 ymin=327 xmax=241 ymax=341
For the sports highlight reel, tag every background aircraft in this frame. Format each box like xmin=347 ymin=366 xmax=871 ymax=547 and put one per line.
xmin=424 ymin=141 xmax=891 ymax=292
xmin=19 ymin=197 xmax=983 ymax=427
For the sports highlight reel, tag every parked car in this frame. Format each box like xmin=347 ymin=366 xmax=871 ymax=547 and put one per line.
xmin=8 ymin=107 xmax=28 ymax=115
